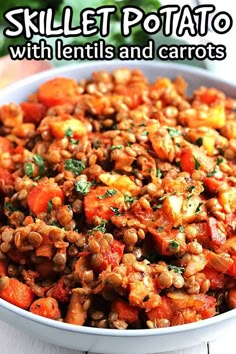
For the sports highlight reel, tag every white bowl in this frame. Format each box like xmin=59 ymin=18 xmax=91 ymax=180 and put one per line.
xmin=0 ymin=61 xmax=236 ymax=354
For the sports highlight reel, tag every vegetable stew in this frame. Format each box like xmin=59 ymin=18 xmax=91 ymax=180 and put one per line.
xmin=0 ymin=68 xmax=236 ymax=329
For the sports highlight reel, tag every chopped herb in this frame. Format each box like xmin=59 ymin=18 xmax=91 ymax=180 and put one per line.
xmin=194 ymin=137 xmax=203 ymax=146
xmin=218 ymin=147 xmax=224 ymax=155
xmin=70 ymin=139 xmax=78 ymax=145
xmin=110 ymin=206 xmax=123 ymax=216
xmin=207 ymin=168 xmax=217 ymax=177
xmin=33 ymin=154 xmax=45 ymax=176
xmin=186 ymin=194 xmax=193 ymax=201
xmin=156 ymin=169 xmax=162 ymax=178
xmin=141 ymin=131 xmax=149 ymax=136
xmin=169 ymin=240 xmax=179 ymax=249
xmin=93 ymin=140 xmax=100 ymax=149
xmin=175 ymin=142 xmax=181 ymax=148
xmin=159 ymin=192 xmax=176 ymax=201
xmin=75 ymin=180 xmax=93 ymax=195
xmin=193 ymin=156 xmax=201 ymax=170
xmin=126 ymin=142 xmax=132 ymax=147
xmin=217 ymin=157 xmax=223 ymax=165
xmin=51 ymin=220 xmax=60 ymax=227
xmin=176 ymin=161 xmax=181 ymax=168
xmin=178 ymin=225 xmax=184 ymax=233
xmin=5 ymin=201 xmax=17 ymax=212
xmin=88 ymin=220 xmax=107 ymax=234
xmin=110 ymin=145 xmax=123 ymax=151
xmin=25 ymin=162 xmax=34 ymax=178
xmin=188 ymin=186 xmax=195 ymax=193
xmin=168 ymin=265 xmax=185 ymax=274
xmin=112 ymin=124 xmax=118 ymax=130
xmin=47 ymin=200 xmax=53 ymax=214
xmin=195 ymin=202 xmax=203 ymax=214
xmin=143 ymin=250 xmax=159 ymax=263
xmin=64 ymin=159 xmax=85 ymax=176
xmin=157 ymin=227 xmax=163 ymax=232
xmin=153 ymin=204 xmax=162 ymax=210
xmin=139 ymin=123 xmax=146 ymax=127
xmin=65 ymin=127 xmax=73 ymax=138
xmin=97 ymin=189 xmax=117 ymax=199
xmin=132 ymin=168 xmax=138 ymax=175
xmin=168 ymin=127 xmax=181 ymax=138
xmin=125 ymin=194 xmax=136 ymax=203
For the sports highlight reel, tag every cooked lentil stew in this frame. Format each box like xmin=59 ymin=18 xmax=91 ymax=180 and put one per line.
xmin=0 ymin=68 xmax=236 ymax=329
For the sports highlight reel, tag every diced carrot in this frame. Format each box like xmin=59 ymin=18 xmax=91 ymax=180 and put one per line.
xmin=38 ymin=77 xmax=78 ymax=107
xmin=30 ymin=297 xmax=61 ymax=319
xmin=203 ymin=177 xmax=222 ymax=194
xmin=112 ymin=299 xmax=139 ymax=323
xmin=65 ymin=292 xmax=87 ymax=325
xmin=84 ymin=186 xmax=125 ymax=224
xmin=147 ymin=296 xmax=173 ymax=321
xmin=180 ymin=148 xmax=195 ymax=174
xmin=197 ymin=88 xmax=224 ymax=105
xmin=49 ymin=114 xmax=86 ymax=139
xmin=20 ymin=102 xmax=47 ymax=124
xmin=28 ymin=182 xmax=64 ymax=215
xmin=207 ymin=217 xmax=226 ymax=246
xmin=0 ymin=260 xmax=8 ymax=276
xmin=0 ymin=278 xmax=34 ymax=309
xmin=35 ymin=244 xmax=53 ymax=258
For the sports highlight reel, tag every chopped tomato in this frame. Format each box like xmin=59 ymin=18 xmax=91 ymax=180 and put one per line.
xmin=84 ymin=186 xmax=125 ymax=224
xmin=0 ymin=167 xmax=15 ymax=187
xmin=202 ymin=267 xmax=226 ymax=289
xmin=180 ymin=148 xmax=195 ymax=174
xmin=203 ymin=177 xmax=222 ymax=194
xmin=92 ymin=239 xmax=124 ymax=272
xmin=20 ymin=102 xmax=47 ymax=124
xmin=207 ymin=217 xmax=226 ymax=247
xmin=28 ymin=183 xmax=64 ymax=215
xmin=147 ymin=296 xmax=173 ymax=321
xmin=38 ymin=77 xmax=78 ymax=107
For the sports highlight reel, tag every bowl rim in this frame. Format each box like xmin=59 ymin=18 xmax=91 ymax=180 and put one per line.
xmin=0 ymin=60 xmax=236 ymax=338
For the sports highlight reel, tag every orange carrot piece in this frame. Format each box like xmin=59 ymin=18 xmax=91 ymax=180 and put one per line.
xmin=84 ymin=186 xmax=124 ymax=224
xmin=112 ymin=299 xmax=139 ymax=323
xmin=0 ymin=278 xmax=34 ymax=309
xmin=20 ymin=102 xmax=47 ymax=124
xmin=38 ymin=77 xmax=78 ymax=107
xmin=28 ymin=183 xmax=64 ymax=215
xmin=147 ymin=296 xmax=173 ymax=321
xmin=30 ymin=297 xmax=61 ymax=319
xmin=65 ymin=292 xmax=87 ymax=325
xmin=180 ymin=148 xmax=195 ymax=174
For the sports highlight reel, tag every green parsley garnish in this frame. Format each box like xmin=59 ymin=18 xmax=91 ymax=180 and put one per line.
xmin=168 ymin=265 xmax=185 ymax=274
xmin=64 ymin=159 xmax=85 ymax=176
xmin=110 ymin=206 xmax=122 ymax=216
xmin=141 ymin=131 xmax=149 ymax=136
xmin=207 ymin=157 xmax=223 ymax=176
xmin=33 ymin=154 xmax=45 ymax=176
xmin=88 ymin=220 xmax=107 ymax=235
xmin=156 ymin=169 xmax=162 ymax=178
xmin=188 ymin=186 xmax=195 ymax=193
xmin=178 ymin=225 xmax=184 ymax=233
xmin=93 ymin=140 xmax=100 ymax=149
xmin=187 ymin=194 xmax=193 ymax=201
xmin=97 ymin=189 xmax=117 ymax=199
xmin=125 ymin=195 xmax=136 ymax=203
xmin=168 ymin=127 xmax=181 ymax=138
xmin=47 ymin=200 xmax=53 ymax=214
xmin=51 ymin=220 xmax=61 ymax=227
xmin=75 ymin=180 xmax=93 ymax=195
xmin=153 ymin=204 xmax=162 ymax=210
xmin=65 ymin=127 xmax=73 ymax=138
xmin=194 ymin=137 xmax=203 ymax=146
xmin=110 ymin=145 xmax=123 ymax=151
xmin=25 ymin=162 xmax=34 ymax=178
xmin=169 ymin=240 xmax=180 ymax=249
xmin=157 ymin=227 xmax=163 ymax=232
xmin=5 ymin=201 xmax=17 ymax=212
xmin=195 ymin=202 xmax=203 ymax=214
xmin=193 ymin=156 xmax=201 ymax=170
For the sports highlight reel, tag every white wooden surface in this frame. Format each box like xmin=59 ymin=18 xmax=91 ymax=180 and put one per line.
xmin=0 ymin=318 xmax=235 ymax=354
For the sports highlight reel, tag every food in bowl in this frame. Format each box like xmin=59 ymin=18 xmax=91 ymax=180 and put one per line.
xmin=0 ymin=68 xmax=235 ymax=331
